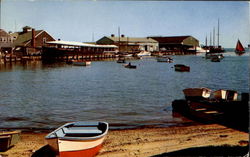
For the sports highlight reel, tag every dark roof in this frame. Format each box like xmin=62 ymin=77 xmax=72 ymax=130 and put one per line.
xmin=23 ymin=26 xmax=32 ymax=29
xmin=11 ymin=30 xmax=43 ymax=46
xmin=150 ymin=36 xmax=191 ymax=44
xmin=105 ymin=36 xmax=158 ymax=43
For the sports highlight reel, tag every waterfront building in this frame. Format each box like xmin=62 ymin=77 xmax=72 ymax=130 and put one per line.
xmin=96 ymin=35 xmax=159 ymax=54
xmin=0 ymin=29 xmax=14 ymax=55
xmin=42 ymin=40 xmax=118 ymax=61
xmin=149 ymin=36 xmax=199 ymax=54
xmin=10 ymin=26 xmax=55 ymax=56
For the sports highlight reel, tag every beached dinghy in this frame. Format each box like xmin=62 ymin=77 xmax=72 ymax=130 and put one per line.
xmin=45 ymin=121 xmax=109 ymax=157
xmin=183 ymin=87 xmax=212 ymax=100
xmin=0 ymin=130 xmax=21 ymax=151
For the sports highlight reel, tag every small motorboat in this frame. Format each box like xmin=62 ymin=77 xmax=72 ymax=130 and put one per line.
xmin=0 ymin=130 xmax=21 ymax=151
xmin=156 ymin=56 xmax=173 ymax=63
xmin=124 ymin=62 xmax=136 ymax=69
xmin=174 ymin=64 xmax=190 ymax=72
xmin=72 ymin=60 xmax=91 ymax=66
xmin=205 ymin=53 xmax=224 ymax=60
xmin=45 ymin=121 xmax=109 ymax=157
xmin=210 ymin=55 xmax=221 ymax=62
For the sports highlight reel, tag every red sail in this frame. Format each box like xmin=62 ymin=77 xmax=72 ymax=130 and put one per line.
xmin=236 ymin=40 xmax=245 ymax=52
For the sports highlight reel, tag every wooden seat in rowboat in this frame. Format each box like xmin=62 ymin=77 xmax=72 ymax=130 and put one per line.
xmin=62 ymin=127 xmax=102 ymax=137
xmin=70 ymin=121 xmax=100 ymax=127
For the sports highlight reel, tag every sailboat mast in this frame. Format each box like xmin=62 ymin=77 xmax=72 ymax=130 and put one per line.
xmin=210 ymin=32 xmax=212 ymax=46
xmin=118 ymin=27 xmax=120 ymax=52
xmin=205 ymin=35 xmax=207 ymax=47
xmin=217 ymin=19 xmax=220 ymax=48
xmin=213 ymin=27 xmax=215 ymax=47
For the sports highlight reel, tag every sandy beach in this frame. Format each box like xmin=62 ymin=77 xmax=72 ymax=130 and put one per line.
xmin=0 ymin=123 xmax=248 ymax=157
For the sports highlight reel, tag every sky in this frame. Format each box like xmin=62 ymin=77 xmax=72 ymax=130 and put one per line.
xmin=1 ymin=0 xmax=250 ymax=48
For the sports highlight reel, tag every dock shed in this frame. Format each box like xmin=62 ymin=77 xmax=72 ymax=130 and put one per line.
xmin=149 ymin=36 xmax=199 ymax=54
xmin=42 ymin=40 xmax=118 ymax=61
xmin=96 ymin=35 xmax=159 ymax=53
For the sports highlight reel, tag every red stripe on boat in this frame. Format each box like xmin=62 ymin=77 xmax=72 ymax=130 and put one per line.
xmin=59 ymin=144 xmax=102 ymax=157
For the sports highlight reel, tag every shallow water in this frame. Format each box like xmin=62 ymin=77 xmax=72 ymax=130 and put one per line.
xmin=0 ymin=51 xmax=249 ymax=129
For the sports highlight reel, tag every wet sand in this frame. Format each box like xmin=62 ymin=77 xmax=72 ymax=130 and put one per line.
xmin=0 ymin=124 xmax=248 ymax=157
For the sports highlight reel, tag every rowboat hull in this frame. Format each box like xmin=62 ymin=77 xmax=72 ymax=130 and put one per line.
xmin=213 ymin=89 xmax=238 ymax=101
xmin=183 ymin=88 xmax=212 ymax=100
xmin=45 ymin=121 xmax=108 ymax=157
xmin=58 ymin=138 xmax=104 ymax=157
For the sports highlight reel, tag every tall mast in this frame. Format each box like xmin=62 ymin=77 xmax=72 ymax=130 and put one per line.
xmin=205 ymin=35 xmax=207 ymax=47
xmin=213 ymin=27 xmax=215 ymax=47
xmin=217 ymin=18 xmax=220 ymax=47
xmin=210 ymin=32 xmax=212 ymax=46
xmin=118 ymin=27 xmax=120 ymax=52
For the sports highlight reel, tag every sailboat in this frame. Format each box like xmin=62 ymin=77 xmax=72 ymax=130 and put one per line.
xmin=235 ymin=39 xmax=245 ymax=56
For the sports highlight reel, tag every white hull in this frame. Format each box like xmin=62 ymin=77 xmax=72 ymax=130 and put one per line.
xmin=137 ymin=51 xmax=151 ymax=56
xmin=156 ymin=56 xmax=173 ymax=62
xmin=58 ymin=137 xmax=105 ymax=152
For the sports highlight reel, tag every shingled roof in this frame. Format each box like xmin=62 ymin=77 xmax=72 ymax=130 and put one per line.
xmin=150 ymin=36 xmax=191 ymax=44
xmin=11 ymin=30 xmax=44 ymax=46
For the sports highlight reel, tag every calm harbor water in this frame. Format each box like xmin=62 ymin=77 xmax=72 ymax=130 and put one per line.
xmin=0 ymin=50 xmax=249 ymax=129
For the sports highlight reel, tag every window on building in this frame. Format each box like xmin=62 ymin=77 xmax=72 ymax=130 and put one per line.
xmin=43 ymin=37 xmax=47 ymax=44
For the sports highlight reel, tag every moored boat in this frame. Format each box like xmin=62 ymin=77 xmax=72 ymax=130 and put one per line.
xmin=235 ymin=39 xmax=245 ymax=56
xmin=124 ymin=62 xmax=136 ymax=69
xmin=210 ymin=55 xmax=221 ymax=62
xmin=174 ymin=64 xmax=190 ymax=72
xmin=0 ymin=130 xmax=21 ymax=151
xmin=136 ymin=51 xmax=151 ymax=57
xmin=213 ymin=89 xmax=238 ymax=101
xmin=72 ymin=60 xmax=91 ymax=66
xmin=205 ymin=53 xmax=224 ymax=60
xmin=45 ymin=121 xmax=109 ymax=157
xmin=183 ymin=87 xmax=212 ymax=100
xmin=156 ymin=56 xmax=173 ymax=62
